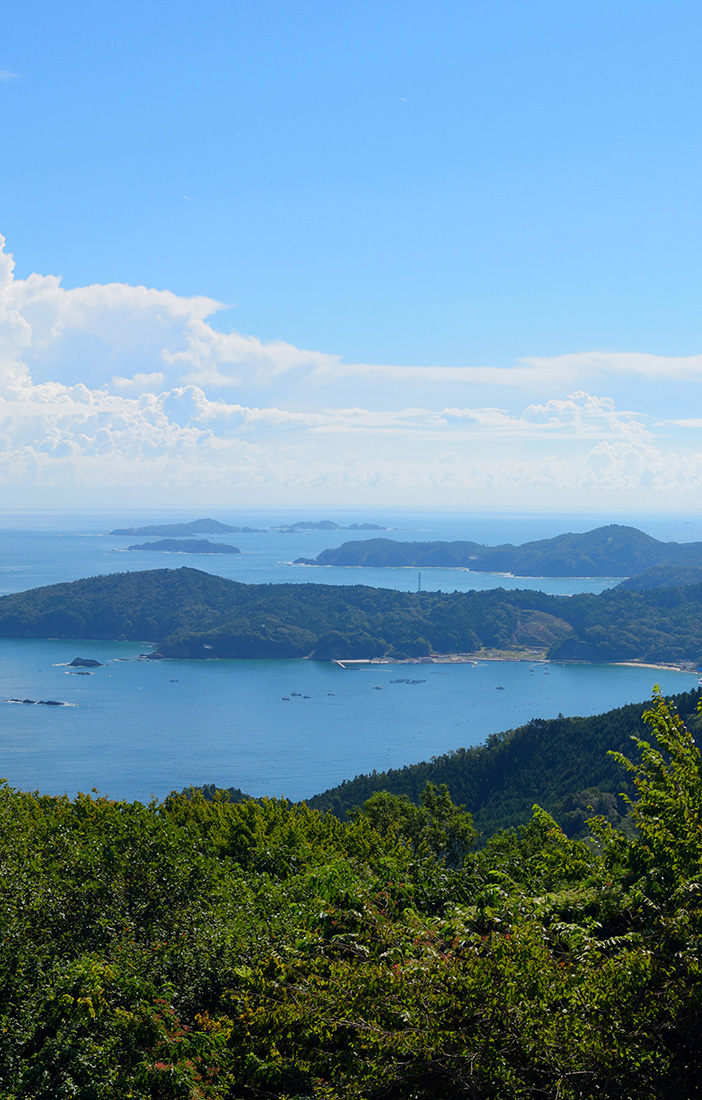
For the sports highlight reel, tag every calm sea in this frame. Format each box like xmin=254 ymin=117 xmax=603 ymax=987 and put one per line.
xmin=1 ymin=508 xmax=700 ymax=802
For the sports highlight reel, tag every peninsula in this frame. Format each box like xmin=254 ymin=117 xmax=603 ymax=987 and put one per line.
xmin=294 ymin=523 xmax=702 ymax=577
xmin=2 ymin=565 xmax=702 ymax=665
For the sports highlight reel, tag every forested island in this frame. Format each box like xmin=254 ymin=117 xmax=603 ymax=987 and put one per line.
xmin=295 ymin=523 xmax=702 ymax=577
xmin=3 ymin=690 xmax=702 ymax=1096
xmin=126 ymin=539 xmax=241 ymax=555
xmin=4 ymin=565 xmax=702 ymax=664
xmin=110 ymin=518 xmax=246 ymax=536
xmin=110 ymin=517 xmax=386 ymax=537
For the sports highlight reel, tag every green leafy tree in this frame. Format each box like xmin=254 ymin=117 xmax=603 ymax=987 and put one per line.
xmin=355 ymin=782 xmax=476 ymax=867
xmin=609 ymin=687 xmax=702 ymax=890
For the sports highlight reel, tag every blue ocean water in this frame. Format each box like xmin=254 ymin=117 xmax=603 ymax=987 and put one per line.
xmin=0 ymin=509 xmax=700 ymax=801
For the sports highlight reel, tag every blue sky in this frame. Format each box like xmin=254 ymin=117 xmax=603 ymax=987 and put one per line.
xmin=1 ymin=0 xmax=702 ymax=510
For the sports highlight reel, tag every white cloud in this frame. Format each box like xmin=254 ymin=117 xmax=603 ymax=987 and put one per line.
xmin=1 ymin=233 xmax=702 ymax=507
xmin=163 ymin=319 xmax=340 ymax=388
xmin=0 ymin=70 xmax=17 ymax=82
xmin=312 ymin=351 xmax=702 ymax=393
xmin=521 ymin=391 xmax=649 ymax=437
xmin=522 ymin=350 xmax=702 ymax=381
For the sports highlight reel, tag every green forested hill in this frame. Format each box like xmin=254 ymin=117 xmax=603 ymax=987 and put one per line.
xmin=0 ymin=568 xmax=569 ymax=658
xmin=306 ymin=687 xmax=702 ymax=838
xmin=4 ymin=566 xmax=702 ymax=663
xmin=297 ymin=523 xmax=702 ymax=576
xmin=616 ymin=563 xmax=702 ymax=590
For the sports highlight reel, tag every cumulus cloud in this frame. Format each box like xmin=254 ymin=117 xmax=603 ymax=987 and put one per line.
xmin=521 ymin=392 xmax=649 ymax=437
xmin=1 ymin=233 xmax=700 ymax=506
xmin=0 ymin=235 xmax=336 ymax=397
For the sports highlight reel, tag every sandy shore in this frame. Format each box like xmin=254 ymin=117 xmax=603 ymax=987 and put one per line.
xmin=334 ymin=651 xmax=547 ymax=668
xmin=613 ymin=661 xmax=701 ymax=674
xmin=334 ymin=655 xmax=701 ymax=672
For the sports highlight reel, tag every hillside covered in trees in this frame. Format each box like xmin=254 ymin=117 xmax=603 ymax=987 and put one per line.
xmin=2 ymin=692 xmax=702 ymax=1097
xmin=306 ymin=687 xmax=702 ymax=838
xmin=4 ymin=566 xmax=702 ymax=664
xmin=295 ymin=523 xmax=702 ymax=577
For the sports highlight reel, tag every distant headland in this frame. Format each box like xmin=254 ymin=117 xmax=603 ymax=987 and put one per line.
xmin=294 ymin=524 xmax=702 ymax=578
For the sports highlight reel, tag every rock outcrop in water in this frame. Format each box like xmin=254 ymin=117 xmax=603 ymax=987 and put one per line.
xmin=5 ymin=698 xmax=69 ymax=706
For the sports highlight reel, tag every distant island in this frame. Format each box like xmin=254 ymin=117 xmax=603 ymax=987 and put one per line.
xmin=110 ymin=518 xmax=389 ymax=537
xmin=294 ymin=524 xmax=702 ymax=578
xmin=277 ymin=520 xmax=388 ymax=532
xmin=110 ymin=518 xmax=246 ymax=536
xmin=2 ymin=564 xmax=702 ymax=665
xmin=126 ymin=539 xmax=241 ymax=555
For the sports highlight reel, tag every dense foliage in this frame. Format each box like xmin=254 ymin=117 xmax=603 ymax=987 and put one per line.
xmin=2 ymin=691 xmax=702 ymax=1097
xmin=615 ymin=564 xmax=702 ymax=590
xmin=4 ymin=565 xmax=702 ymax=664
xmin=298 ymin=523 xmax=702 ymax=577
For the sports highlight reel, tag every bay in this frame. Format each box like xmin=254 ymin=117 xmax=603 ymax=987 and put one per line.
xmin=0 ymin=637 xmax=696 ymax=803
xmin=0 ymin=508 xmax=700 ymax=803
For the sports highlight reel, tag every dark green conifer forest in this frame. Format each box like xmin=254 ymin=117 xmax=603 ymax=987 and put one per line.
xmin=2 ymin=691 xmax=702 ymax=1098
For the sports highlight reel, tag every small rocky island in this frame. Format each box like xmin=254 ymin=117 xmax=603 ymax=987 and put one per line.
xmin=126 ymin=539 xmax=241 ymax=555
xmin=276 ymin=520 xmax=388 ymax=532
xmin=5 ymin=698 xmax=69 ymax=706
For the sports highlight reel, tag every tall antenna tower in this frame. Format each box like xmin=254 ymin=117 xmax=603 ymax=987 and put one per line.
xmin=417 ymin=571 xmax=422 ymax=593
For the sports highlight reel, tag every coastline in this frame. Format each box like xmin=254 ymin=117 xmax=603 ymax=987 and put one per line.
xmin=334 ymin=653 xmax=701 ymax=672
xmin=613 ymin=660 xmax=701 ymax=674
xmin=334 ymin=650 xmax=548 ymax=668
